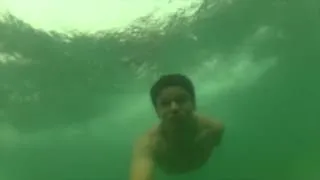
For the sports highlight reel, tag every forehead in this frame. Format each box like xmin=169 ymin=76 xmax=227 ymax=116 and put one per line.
xmin=157 ymin=86 xmax=190 ymax=99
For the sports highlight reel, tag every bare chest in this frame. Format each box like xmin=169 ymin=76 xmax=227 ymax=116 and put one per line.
xmin=153 ymin=134 xmax=213 ymax=174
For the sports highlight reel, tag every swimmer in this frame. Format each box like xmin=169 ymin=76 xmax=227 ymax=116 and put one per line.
xmin=130 ymin=74 xmax=224 ymax=180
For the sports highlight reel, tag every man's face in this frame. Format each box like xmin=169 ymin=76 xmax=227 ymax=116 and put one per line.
xmin=155 ymin=86 xmax=195 ymax=125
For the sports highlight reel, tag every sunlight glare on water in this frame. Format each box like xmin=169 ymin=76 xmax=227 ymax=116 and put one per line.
xmin=0 ymin=0 xmax=202 ymax=32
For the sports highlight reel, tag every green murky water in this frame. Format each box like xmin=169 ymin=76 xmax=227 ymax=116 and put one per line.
xmin=0 ymin=0 xmax=319 ymax=180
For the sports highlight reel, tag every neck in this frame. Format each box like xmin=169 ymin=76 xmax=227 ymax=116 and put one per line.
xmin=160 ymin=116 xmax=199 ymax=147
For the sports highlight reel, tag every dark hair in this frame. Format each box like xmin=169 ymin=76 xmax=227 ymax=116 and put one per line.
xmin=150 ymin=73 xmax=195 ymax=107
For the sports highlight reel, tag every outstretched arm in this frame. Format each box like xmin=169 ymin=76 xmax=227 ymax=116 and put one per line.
xmin=130 ymin=136 xmax=155 ymax=180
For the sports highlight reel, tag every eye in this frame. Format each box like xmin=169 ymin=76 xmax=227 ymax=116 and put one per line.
xmin=160 ymin=100 xmax=170 ymax=106
xmin=176 ymin=96 xmax=187 ymax=104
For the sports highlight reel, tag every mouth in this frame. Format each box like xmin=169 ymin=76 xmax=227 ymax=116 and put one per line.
xmin=170 ymin=113 xmax=184 ymax=120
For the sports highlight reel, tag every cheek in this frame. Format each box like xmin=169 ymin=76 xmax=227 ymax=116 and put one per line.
xmin=157 ymin=110 xmax=172 ymax=120
xmin=156 ymin=109 xmax=166 ymax=118
xmin=183 ymin=103 xmax=195 ymax=111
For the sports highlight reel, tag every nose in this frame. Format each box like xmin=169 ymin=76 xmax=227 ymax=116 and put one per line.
xmin=170 ymin=101 xmax=179 ymax=110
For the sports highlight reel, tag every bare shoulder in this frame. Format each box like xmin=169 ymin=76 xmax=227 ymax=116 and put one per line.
xmin=197 ymin=114 xmax=225 ymax=146
xmin=197 ymin=114 xmax=224 ymax=133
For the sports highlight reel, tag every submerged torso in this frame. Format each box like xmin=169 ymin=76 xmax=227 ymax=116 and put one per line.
xmin=151 ymin=119 xmax=215 ymax=174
